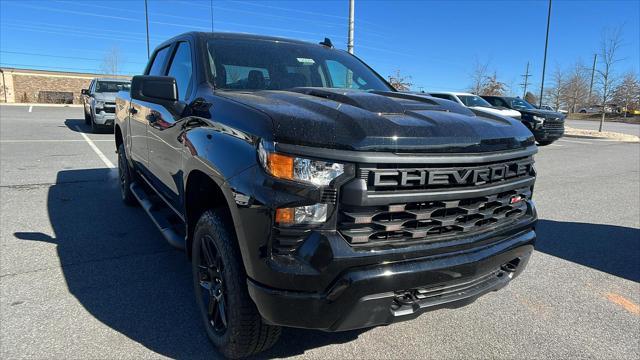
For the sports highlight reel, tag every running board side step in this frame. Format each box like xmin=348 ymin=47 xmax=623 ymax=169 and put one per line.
xmin=130 ymin=182 xmax=186 ymax=250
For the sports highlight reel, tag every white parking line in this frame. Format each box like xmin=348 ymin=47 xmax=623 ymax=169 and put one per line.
xmin=558 ymin=139 xmax=594 ymax=145
xmin=74 ymin=126 xmax=115 ymax=168
xmin=548 ymin=143 xmax=564 ymax=147
xmin=28 ymin=106 xmax=32 ymax=112
xmin=0 ymin=139 xmax=112 ymax=143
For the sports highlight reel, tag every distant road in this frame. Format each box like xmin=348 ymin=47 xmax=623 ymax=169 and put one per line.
xmin=566 ymin=119 xmax=640 ymax=137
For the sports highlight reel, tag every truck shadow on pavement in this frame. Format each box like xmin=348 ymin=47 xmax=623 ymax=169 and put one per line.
xmin=13 ymin=168 xmax=364 ymax=359
xmin=64 ymin=119 xmax=94 ymax=134
xmin=536 ymin=219 xmax=640 ymax=282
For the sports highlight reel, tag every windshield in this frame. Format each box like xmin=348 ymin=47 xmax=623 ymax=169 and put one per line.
xmin=207 ymin=39 xmax=392 ymax=91
xmin=458 ymin=95 xmax=492 ymax=107
xmin=96 ymin=81 xmax=130 ymax=93
xmin=508 ymin=97 xmax=536 ymax=110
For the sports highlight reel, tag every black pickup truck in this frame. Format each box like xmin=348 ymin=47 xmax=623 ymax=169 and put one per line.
xmin=481 ymin=95 xmax=565 ymax=145
xmin=115 ymin=32 xmax=538 ymax=358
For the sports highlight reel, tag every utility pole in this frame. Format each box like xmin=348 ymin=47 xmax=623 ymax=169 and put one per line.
xmin=347 ymin=0 xmax=354 ymax=54
xmin=538 ymin=0 xmax=552 ymax=107
xmin=588 ymin=53 xmax=597 ymax=102
xmin=210 ymin=0 xmax=214 ymax=32
xmin=520 ymin=62 xmax=531 ymax=98
xmin=144 ymin=0 xmax=150 ymax=59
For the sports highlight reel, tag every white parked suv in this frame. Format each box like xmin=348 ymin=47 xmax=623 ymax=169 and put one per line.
xmin=81 ymin=78 xmax=131 ymax=133
xmin=429 ymin=92 xmax=522 ymax=119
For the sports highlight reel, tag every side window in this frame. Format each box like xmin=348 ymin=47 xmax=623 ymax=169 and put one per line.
xmin=486 ymin=97 xmax=499 ymax=106
xmin=496 ymin=98 xmax=508 ymax=107
xmin=166 ymin=42 xmax=193 ymax=100
xmin=147 ymin=46 xmax=171 ymax=76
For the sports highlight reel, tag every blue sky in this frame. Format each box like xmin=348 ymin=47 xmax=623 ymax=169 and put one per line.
xmin=1 ymin=0 xmax=638 ymax=95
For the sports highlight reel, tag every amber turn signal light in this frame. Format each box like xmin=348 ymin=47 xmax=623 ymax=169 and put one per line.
xmin=275 ymin=207 xmax=295 ymax=224
xmin=267 ymin=153 xmax=294 ymax=180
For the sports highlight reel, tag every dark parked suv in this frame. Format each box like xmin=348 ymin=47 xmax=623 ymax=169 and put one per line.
xmin=115 ymin=32 xmax=538 ymax=358
xmin=481 ymin=95 xmax=564 ymax=145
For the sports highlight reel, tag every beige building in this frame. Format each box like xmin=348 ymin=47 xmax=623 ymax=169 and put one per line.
xmin=0 ymin=67 xmax=129 ymax=104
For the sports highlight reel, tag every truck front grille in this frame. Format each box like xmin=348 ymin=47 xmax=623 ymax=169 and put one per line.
xmin=543 ymin=121 xmax=564 ymax=130
xmin=339 ymin=187 xmax=530 ymax=245
xmin=104 ymin=102 xmax=116 ymax=113
xmin=338 ymin=154 xmax=536 ymax=246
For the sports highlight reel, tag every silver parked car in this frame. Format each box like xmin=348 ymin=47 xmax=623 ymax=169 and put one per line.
xmin=81 ymin=78 xmax=131 ymax=133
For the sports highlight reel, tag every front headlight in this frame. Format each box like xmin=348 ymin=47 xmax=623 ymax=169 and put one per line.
xmin=532 ymin=115 xmax=545 ymax=122
xmin=95 ymin=100 xmax=104 ymax=109
xmin=258 ymin=141 xmax=344 ymax=186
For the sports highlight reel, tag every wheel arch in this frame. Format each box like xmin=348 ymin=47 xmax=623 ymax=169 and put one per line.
xmin=184 ymin=169 xmax=237 ymax=260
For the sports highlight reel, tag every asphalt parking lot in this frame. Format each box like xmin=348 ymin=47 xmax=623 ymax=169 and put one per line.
xmin=1 ymin=104 xmax=639 ymax=359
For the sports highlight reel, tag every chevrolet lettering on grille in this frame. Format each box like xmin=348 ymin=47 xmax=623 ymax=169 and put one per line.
xmin=371 ymin=159 xmax=534 ymax=187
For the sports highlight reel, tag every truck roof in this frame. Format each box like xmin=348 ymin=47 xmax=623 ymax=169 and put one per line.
xmin=158 ymin=31 xmax=316 ymax=49
xmin=429 ymin=91 xmax=476 ymax=96
xmin=94 ymin=78 xmax=130 ymax=82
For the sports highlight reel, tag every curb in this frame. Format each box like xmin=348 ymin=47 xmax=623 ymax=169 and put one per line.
xmin=563 ymin=133 xmax=640 ymax=142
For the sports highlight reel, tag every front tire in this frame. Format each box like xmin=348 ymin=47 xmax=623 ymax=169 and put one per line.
xmin=84 ymin=107 xmax=90 ymax=124
xmin=537 ymin=140 xmax=554 ymax=146
xmin=90 ymin=113 xmax=99 ymax=133
xmin=192 ymin=210 xmax=281 ymax=359
xmin=117 ymin=143 xmax=137 ymax=206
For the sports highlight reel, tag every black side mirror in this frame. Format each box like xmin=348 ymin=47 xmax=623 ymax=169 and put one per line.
xmin=81 ymin=89 xmax=89 ymax=95
xmin=131 ymin=75 xmax=178 ymax=103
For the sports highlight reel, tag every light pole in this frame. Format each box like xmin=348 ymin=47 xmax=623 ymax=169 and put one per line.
xmin=588 ymin=53 xmax=597 ymax=101
xmin=538 ymin=0 xmax=552 ymax=107
xmin=145 ymin=0 xmax=150 ymax=59
xmin=347 ymin=0 xmax=354 ymax=54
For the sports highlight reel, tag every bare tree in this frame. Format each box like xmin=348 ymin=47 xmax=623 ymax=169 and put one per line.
xmin=562 ymin=62 xmax=590 ymax=113
xmin=388 ymin=70 xmax=413 ymax=91
xmin=613 ymin=72 xmax=640 ymax=117
xmin=479 ymin=72 xmax=507 ymax=96
xmin=595 ymin=27 xmax=623 ymax=131
xmin=544 ymin=66 xmax=564 ymax=110
xmin=524 ymin=91 xmax=538 ymax=105
xmin=469 ymin=57 xmax=489 ymax=94
xmin=101 ymin=46 xmax=122 ymax=76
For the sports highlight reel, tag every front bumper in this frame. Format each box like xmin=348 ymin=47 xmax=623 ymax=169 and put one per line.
xmin=93 ymin=110 xmax=115 ymax=125
xmin=248 ymin=227 xmax=535 ymax=331
xmin=532 ymin=128 xmax=564 ymax=142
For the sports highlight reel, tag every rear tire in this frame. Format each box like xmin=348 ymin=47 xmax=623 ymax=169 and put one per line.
xmin=192 ymin=210 xmax=281 ymax=359
xmin=117 ymin=143 xmax=137 ymax=206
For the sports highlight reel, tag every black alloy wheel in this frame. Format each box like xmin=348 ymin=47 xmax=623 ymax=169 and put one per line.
xmin=196 ymin=234 xmax=228 ymax=334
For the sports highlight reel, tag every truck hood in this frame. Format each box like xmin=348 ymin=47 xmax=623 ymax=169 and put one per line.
xmin=94 ymin=92 xmax=118 ymax=102
xmin=518 ymin=108 xmax=565 ymax=119
xmin=218 ymin=88 xmax=535 ymax=153
xmin=470 ymin=106 xmax=521 ymax=118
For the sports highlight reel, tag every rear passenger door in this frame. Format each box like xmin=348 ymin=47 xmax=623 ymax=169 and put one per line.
xmin=129 ymin=45 xmax=172 ymax=173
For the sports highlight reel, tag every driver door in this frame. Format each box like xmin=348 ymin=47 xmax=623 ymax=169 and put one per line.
xmin=146 ymin=41 xmax=194 ymax=210
xmin=129 ymin=45 xmax=172 ymax=173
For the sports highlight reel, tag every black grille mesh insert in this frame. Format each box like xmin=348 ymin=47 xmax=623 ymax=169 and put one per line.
xmin=339 ymin=187 xmax=531 ymax=245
